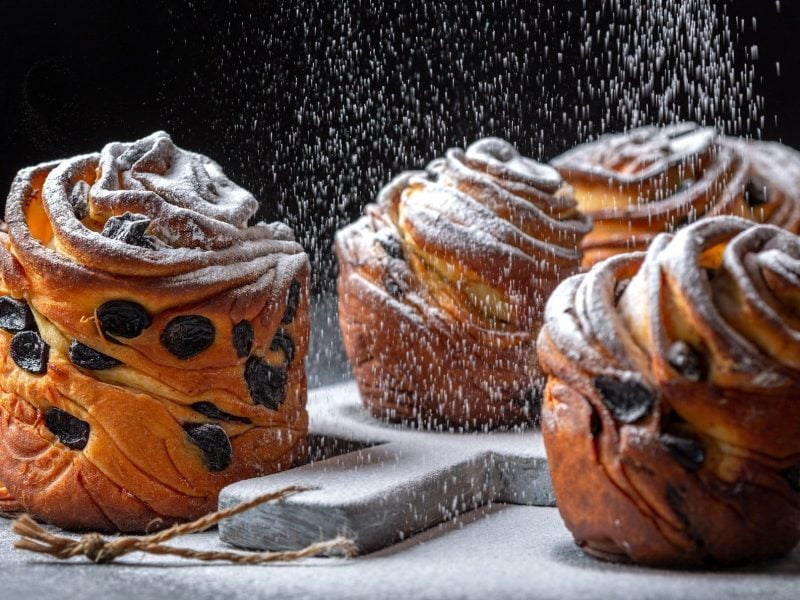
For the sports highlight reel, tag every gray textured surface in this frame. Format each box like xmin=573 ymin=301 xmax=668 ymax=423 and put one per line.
xmin=219 ymin=381 xmax=553 ymax=553
xmin=2 ymin=504 xmax=799 ymax=600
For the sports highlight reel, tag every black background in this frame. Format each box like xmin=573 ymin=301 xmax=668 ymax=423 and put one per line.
xmin=1 ymin=0 xmax=798 ymax=293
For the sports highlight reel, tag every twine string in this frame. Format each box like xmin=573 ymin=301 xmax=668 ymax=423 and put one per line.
xmin=12 ymin=485 xmax=357 ymax=564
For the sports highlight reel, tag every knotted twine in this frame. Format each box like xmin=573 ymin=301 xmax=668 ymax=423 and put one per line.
xmin=12 ymin=485 xmax=357 ymax=564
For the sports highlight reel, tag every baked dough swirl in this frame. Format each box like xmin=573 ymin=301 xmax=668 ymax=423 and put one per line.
xmin=336 ymin=138 xmax=590 ymax=428
xmin=0 ymin=132 xmax=309 ymax=532
xmin=537 ymin=216 xmax=800 ymax=566
xmin=551 ymin=123 xmax=800 ymax=268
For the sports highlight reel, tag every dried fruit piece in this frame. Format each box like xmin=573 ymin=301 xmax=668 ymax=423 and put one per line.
xmin=45 ymin=408 xmax=90 ymax=450
xmin=281 ymin=279 xmax=301 ymax=325
xmin=375 ymin=233 xmax=404 ymax=260
xmin=270 ymin=329 xmax=295 ymax=364
xmin=190 ymin=402 xmax=251 ymax=424
xmin=232 ymin=320 xmax=254 ymax=358
xmin=589 ymin=406 xmax=603 ymax=437
xmin=511 ymin=384 xmax=543 ymax=413
xmin=69 ymin=181 xmax=90 ymax=221
xmin=161 ymin=315 xmax=215 ymax=359
xmin=781 ymin=465 xmax=800 ymax=492
xmin=245 ymin=356 xmax=286 ymax=410
xmin=613 ymin=279 xmax=630 ymax=305
xmin=68 ymin=340 xmax=122 ymax=370
xmin=594 ymin=376 xmax=654 ymax=424
xmin=0 ymin=296 xmax=36 ymax=333
xmin=100 ymin=212 xmax=156 ymax=249
xmin=10 ymin=331 xmax=49 ymax=374
xmin=97 ymin=301 xmax=151 ymax=339
xmin=667 ymin=341 xmax=706 ymax=383
xmin=744 ymin=178 xmax=770 ymax=207
xmin=660 ymin=434 xmax=705 ymax=472
xmin=183 ymin=423 xmax=232 ymax=471
xmin=383 ymin=273 xmax=403 ymax=298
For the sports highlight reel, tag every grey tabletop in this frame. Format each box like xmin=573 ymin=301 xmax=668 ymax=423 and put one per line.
xmin=2 ymin=503 xmax=799 ymax=600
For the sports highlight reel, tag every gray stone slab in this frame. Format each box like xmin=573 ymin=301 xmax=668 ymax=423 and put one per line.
xmin=218 ymin=381 xmax=553 ymax=553
xmin=1 ymin=505 xmax=798 ymax=600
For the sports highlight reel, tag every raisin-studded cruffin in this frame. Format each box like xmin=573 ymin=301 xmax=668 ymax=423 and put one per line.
xmin=336 ymin=138 xmax=590 ymax=429
xmin=0 ymin=132 xmax=309 ymax=532
xmin=537 ymin=216 xmax=800 ymax=567
xmin=551 ymin=123 xmax=800 ymax=269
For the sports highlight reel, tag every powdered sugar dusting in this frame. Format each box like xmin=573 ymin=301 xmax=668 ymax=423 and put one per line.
xmin=465 ymin=137 xmax=563 ymax=192
xmin=553 ymin=123 xmax=715 ymax=182
xmin=5 ymin=132 xmax=307 ymax=296
xmin=342 ymin=137 xmax=590 ymax=332
xmin=550 ymin=122 xmax=800 ymax=268
xmin=542 ymin=216 xmax=800 ymax=396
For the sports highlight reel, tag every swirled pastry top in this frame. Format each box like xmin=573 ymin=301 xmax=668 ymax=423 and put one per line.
xmin=551 ymin=123 xmax=800 ymax=266
xmin=0 ymin=132 xmax=309 ymax=531
xmin=368 ymin=138 xmax=591 ymax=331
xmin=537 ymin=216 xmax=800 ymax=564
xmin=546 ymin=216 xmax=800 ymax=443
xmin=336 ymin=137 xmax=590 ymax=427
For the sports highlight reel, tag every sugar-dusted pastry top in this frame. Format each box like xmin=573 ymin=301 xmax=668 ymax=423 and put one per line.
xmin=337 ymin=137 xmax=590 ymax=428
xmin=551 ymin=123 xmax=800 ymax=267
xmin=537 ymin=216 xmax=800 ymax=566
xmin=0 ymin=132 xmax=309 ymax=532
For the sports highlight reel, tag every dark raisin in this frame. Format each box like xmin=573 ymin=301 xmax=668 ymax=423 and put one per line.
xmin=70 ymin=181 xmax=90 ymax=221
xmin=744 ymin=178 xmax=770 ymax=207
xmin=161 ymin=315 xmax=215 ymax=359
xmin=660 ymin=434 xmax=705 ymax=472
xmin=97 ymin=301 xmax=151 ymax=339
xmin=666 ymin=483 xmax=706 ymax=547
xmin=667 ymin=341 xmax=706 ymax=382
xmin=665 ymin=483 xmax=691 ymax=530
xmin=270 ymin=329 xmax=295 ymax=364
xmin=183 ymin=423 xmax=232 ymax=471
xmin=613 ymin=279 xmax=630 ymax=305
xmin=0 ymin=296 xmax=36 ymax=333
xmin=190 ymin=402 xmax=251 ymax=424
xmin=45 ymin=408 xmax=90 ymax=450
xmin=589 ymin=405 xmax=603 ymax=436
xmin=375 ymin=233 xmax=405 ymax=260
xmin=511 ymin=383 xmax=543 ymax=413
xmin=384 ymin=273 xmax=403 ymax=298
xmin=232 ymin=320 xmax=254 ymax=358
xmin=100 ymin=212 xmax=156 ymax=249
xmin=281 ymin=279 xmax=301 ymax=325
xmin=781 ymin=464 xmax=800 ymax=492
xmin=10 ymin=331 xmax=49 ymax=374
xmin=68 ymin=340 xmax=122 ymax=370
xmin=594 ymin=376 xmax=655 ymax=424
xmin=245 ymin=356 xmax=286 ymax=410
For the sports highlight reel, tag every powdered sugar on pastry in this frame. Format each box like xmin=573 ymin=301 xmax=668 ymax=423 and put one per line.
xmin=0 ymin=132 xmax=310 ymax=533
xmin=336 ymin=137 xmax=590 ymax=428
xmin=536 ymin=215 xmax=800 ymax=566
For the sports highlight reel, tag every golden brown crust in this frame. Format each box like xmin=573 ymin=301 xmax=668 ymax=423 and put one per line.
xmin=536 ymin=216 xmax=800 ymax=566
xmin=0 ymin=132 xmax=309 ymax=532
xmin=551 ymin=123 xmax=800 ymax=268
xmin=336 ymin=138 xmax=590 ymax=429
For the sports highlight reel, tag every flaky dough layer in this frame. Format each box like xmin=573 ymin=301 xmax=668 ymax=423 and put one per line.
xmin=538 ymin=216 xmax=800 ymax=566
xmin=0 ymin=132 xmax=309 ymax=532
